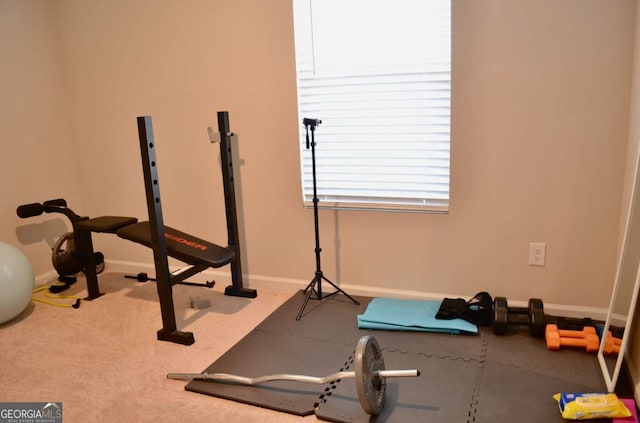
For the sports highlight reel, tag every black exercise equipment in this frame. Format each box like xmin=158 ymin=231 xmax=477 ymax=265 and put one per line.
xmin=168 ymin=335 xmax=420 ymax=416
xmin=435 ymin=291 xmax=493 ymax=326
xmin=492 ymin=296 xmax=545 ymax=337
xmin=52 ymin=232 xmax=104 ymax=277
xmin=124 ymin=272 xmax=215 ymax=288
xmin=125 ymin=272 xmax=154 ymax=282
xmin=17 ymin=199 xmax=107 ymax=285
xmin=296 ymin=118 xmax=359 ymax=320
xmin=16 ymin=111 xmax=256 ymax=345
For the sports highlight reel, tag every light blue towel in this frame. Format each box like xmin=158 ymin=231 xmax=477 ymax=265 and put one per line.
xmin=357 ymin=297 xmax=478 ymax=335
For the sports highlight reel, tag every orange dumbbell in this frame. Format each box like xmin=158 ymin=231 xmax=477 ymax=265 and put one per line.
xmin=602 ymin=331 xmax=621 ymax=355
xmin=545 ymin=324 xmax=600 ymax=353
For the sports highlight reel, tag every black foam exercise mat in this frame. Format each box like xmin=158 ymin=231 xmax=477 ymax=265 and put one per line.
xmin=183 ymin=291 xmax=608 ymax=422
xmin=187 ymin=330 xmax=352 ymax=415
xmin=186 ymin=291 xmax=372 ymax=416
xmin=473 ymin=329 xmax=607 ymax=422
xmin=315 ymin=348 xmax=482 ymax=422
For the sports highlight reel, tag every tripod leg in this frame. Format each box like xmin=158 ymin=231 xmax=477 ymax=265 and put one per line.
xmin=321 ymin=275 xmax=360 ymax=305
xmin=296 ymin=278 xmax=319 ymax=320
xmin=302 ymin=278 xmax=317 ymax=295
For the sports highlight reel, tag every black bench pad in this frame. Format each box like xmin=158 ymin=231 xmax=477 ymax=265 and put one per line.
xmin=116 ymin=221 xmax=235 ymax=268
xmin=76 ymin=216 xmax=139 ymax=233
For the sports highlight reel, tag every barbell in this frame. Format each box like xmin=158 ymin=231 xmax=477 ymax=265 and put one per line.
xmin=167 ymin=335 xmax=420 ymax=415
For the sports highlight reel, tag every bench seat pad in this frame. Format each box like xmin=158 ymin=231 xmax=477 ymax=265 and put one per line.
xmin=117 ymin=221 xmax=235 ymax=268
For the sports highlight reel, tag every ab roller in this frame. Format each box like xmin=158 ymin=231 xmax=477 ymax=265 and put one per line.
xmin=168 ymin=335 xmax=420 ymax=416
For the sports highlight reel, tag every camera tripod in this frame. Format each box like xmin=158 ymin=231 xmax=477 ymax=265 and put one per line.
xmin=296 ymin=118 xmax=359 ymax=320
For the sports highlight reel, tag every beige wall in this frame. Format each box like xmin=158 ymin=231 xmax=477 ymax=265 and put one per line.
xmin=1 ymin=0 xmax=84 ymax=276
xmin=3 ymin=0 xmax=636 ymax=311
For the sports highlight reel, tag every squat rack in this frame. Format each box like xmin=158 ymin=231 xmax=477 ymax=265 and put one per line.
xmin=135 ymin=111 xmax=257 ymax=345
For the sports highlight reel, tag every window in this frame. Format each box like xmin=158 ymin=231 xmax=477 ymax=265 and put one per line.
xmin=293 ymin=0 xmax=451 ymax=213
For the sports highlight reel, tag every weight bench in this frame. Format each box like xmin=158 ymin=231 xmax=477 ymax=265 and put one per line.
xmin=74 ymin=217 xmax=237 ymax=283
xmin=27 ymin=112 xmax=257 ymax=346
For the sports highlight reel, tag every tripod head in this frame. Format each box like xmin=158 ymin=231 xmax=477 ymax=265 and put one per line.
xmin=303 ymin=117 xmax=322 ymax=149
xmin=303 ymin=117 xmax=322 ymax=127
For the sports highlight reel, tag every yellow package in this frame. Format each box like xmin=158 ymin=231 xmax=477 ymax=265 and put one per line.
xmin=553 ymin=392 xmax=631 ymax=420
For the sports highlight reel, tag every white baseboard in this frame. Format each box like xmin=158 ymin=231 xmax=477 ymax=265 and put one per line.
xmin=98 ymin=259 xmax=610 ymax=318
xmin=103 ymin=259 xmax=448 ymax=298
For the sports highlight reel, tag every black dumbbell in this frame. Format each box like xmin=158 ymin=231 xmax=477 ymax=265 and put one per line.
xmin=492 ymin=296 xmax=545 ymax=337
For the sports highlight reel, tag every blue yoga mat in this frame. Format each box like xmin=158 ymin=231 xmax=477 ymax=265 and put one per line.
xmin=357 ymin=297 xmax=478 ymax=334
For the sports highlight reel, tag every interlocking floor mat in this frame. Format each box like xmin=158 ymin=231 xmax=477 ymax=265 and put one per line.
xmin=185 ymin=290 xmax=607 ymax=422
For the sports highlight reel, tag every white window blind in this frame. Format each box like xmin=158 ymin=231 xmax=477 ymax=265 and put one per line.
xmin=293 ymin=0 xmax=451 ymax=213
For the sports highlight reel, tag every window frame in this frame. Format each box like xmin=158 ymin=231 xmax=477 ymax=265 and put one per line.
xmin=293 ymin=0 xmax=452 ymax=214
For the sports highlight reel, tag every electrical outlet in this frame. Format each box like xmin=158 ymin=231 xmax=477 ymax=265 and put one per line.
xmin=529 ymin=242 xmax=546 ymax=266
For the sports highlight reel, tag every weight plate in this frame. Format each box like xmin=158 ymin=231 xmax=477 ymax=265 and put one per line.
xmin=89 ymin=252 xmax=105 ymax=275
xmin=529 ymin=298 xmax=543 ymax=311
xmin=493 ymin=297 xmax=509 ymax=335
xmin=494 ymin=297 xmax=508 ymax=310
xmin=528 ymin=298 xmax=545 ymax=338
xmin=52 ymin=232 xmax=83 ymax=276
xmin=355 ymin=335 xmax=386 ymax=415
xmin=95 ymin=257 xmax=105 ymax=274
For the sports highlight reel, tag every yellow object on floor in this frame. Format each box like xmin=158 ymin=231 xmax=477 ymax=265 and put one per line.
xmin=32 ymin=285 xmax=81 ymax=309
xmin=553 ymin=392 xmax=631 ymax=420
